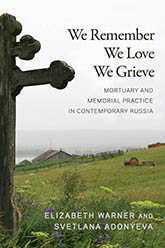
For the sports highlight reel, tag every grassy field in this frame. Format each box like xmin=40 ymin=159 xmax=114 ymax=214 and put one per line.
xmin=1 ymin=146 xmax=165 ymax=248
xmin=14 ymin=146 xmax=165 ymax=204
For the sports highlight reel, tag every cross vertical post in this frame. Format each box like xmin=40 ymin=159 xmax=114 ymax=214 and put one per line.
xmin=0 ymin=13 xmax=75 ymax=233
xmin=0 ymin=14 xmax=21 ymax=233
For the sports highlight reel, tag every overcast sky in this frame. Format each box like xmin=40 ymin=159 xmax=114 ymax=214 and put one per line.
xmin=1 ymin=0 xmax=165 ymax=131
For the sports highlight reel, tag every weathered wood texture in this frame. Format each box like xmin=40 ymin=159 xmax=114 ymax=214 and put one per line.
xmin=12 ymin=60 xmax=75 ymax=96
xmin=0 ymin=14 xmax=22 ymax=233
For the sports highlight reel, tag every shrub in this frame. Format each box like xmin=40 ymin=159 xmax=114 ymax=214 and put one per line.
xmin=57 ymin=169 xmax=86 ymax=203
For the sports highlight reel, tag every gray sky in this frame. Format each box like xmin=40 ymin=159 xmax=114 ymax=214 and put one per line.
xmin=1 ymin=0 xmax=165 ymax=131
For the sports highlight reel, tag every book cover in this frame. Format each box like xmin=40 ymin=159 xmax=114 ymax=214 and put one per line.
xmin=0 ymin=1 xmax=165 ymax=247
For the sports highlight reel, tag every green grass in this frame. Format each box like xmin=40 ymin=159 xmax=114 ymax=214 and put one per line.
xmin=15 ymin=158 xmax=73 ymax=172
xmin=0 ymin=146 xmax=163 ymax=248
xmin=14 ymin=146 xmax=165 ymax=204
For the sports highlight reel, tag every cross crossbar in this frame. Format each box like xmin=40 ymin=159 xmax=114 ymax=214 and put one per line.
xmin=0 ymin=13 xmax=75 ymax=234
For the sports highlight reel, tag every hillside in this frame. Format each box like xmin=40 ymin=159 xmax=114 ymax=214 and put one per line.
xmin=14 ymin=146 xmax=165 ymax=204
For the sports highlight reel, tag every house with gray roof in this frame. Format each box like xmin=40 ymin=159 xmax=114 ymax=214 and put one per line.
xmin=32 ymin=149 xmax=72 ymax=162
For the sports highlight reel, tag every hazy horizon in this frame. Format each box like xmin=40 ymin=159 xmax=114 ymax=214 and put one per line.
xmin=16 ymin=129 xmax=165 ymax=155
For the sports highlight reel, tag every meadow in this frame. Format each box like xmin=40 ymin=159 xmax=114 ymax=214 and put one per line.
xmin=15 ymin=146 xmax=165 ymax=203
xmin=1 ymin=146 xmax=165 ymax=247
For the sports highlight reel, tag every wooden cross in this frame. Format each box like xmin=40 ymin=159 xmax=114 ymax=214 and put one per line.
xmin=0 ymin=13 xmax=75 ymax=233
